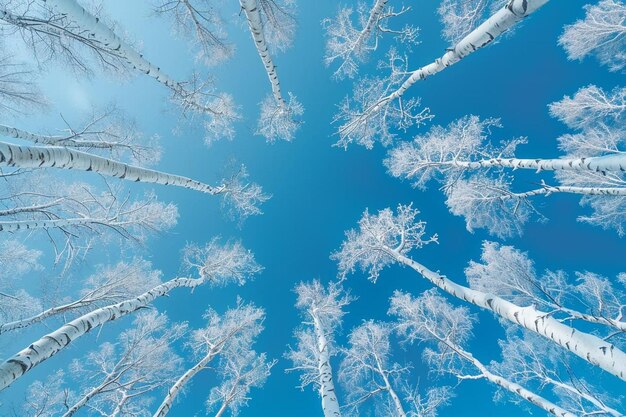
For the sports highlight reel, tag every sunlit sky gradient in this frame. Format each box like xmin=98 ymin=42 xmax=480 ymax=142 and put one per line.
xmin=1 ymin=1 xmax=625 ymax=416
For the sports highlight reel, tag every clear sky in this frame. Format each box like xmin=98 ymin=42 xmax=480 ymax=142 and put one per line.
xmin=1 ymin=1 xmax=625 ymax=416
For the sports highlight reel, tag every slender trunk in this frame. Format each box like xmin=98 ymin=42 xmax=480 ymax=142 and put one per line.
xmin=544 ymin=376 xmax=624 ymax=417
xmin=109 ymin=391 xmax=129 ymax=417
xmin=0 ymin=200 xmax=64 ymax=216
xmin=0 ymin=141 xmax=221 ymax=194
xmin=61 ymin=374 xmax=116 ymax=417
xmin=356 ymin=0 xmax=388 ymax=51
xmin=213 ymin=374 xmax=242 ymax=417
xmin=153 ymin=350 xmax=217 ymax=417
xmin=43 ymin=0 xmax=218 ymax=115
xmin=448 ymin=154 xmax=626 ymax=173
xmin=0 ymin=124 xmax=124 ymax=149
xmin=388 ymin=0 xmax=549 ymax=100
xmin=444 ymin=339 xmax=576 ymax=417
xmin=373 ymin=352 xmax=406 ymax=417
xmin=0 ymin=217 xmax=117 ymax=232
xmin=240 ymin=0 xmax=285 ymax=106
xmin=388 ymin=250 xmax=626 ymax=381
xmin=0 ymin=298 xmax=91 ymax=334
xmin=0 ymin=276 xmax=205 ymax=391
xmin=312 ymin=314 xmax=342 ymax=417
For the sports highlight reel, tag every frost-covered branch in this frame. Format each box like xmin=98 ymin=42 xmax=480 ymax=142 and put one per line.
xmin=333 ymin=204 xmax=626 ymax=381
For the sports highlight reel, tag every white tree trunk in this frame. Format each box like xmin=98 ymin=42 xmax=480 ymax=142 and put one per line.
xmin=239 ymin=0 xmax=286 ymax=106
xmin=355 ymin=0 xmax=388 ymax=53
xmin=153 ymin=351 xmax=217 ymax=417
xmin=389 ymin=0 xmax=549 ymax=99
xmin=389 ymin=250 xmax=626 ymax=381
xmin=0 ymin=276 xmax=205 ymax=391
xmin=0 ymin=124 xmax=125 ymax=149
xmin=0 ymin=141 xmax=221 ymax=194
xmin=449 ymin=154 xmax=626 ymax=173
xmin=43 ymin=0 xmax=219 ymax=114
xmin=61 ymin=376 xmax=116 ymax=417
xmin=544 ymin=376 xmax=623 ymax=417
xmin=312 ymin=314 xmax=342 ymax=417
xmin=446 ymin=341 xmax=577 ymax=417
xmin=0 ymin=298 xmax=89 ymax=334
xmin=374 ymin=353 xmax=407 ymax=417
xmin=0 ymin=217 xmax=117 ymax=232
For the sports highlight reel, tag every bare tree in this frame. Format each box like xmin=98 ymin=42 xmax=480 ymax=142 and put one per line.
xmin=390 ymin=289 xmax=578 ymax=417
xmin=494 ymin=330 xmax=625 ymax=417
xmin=1 ymin=105 xmax=162 ymax=165
xmin=559 ymin=0 xmax=626 ymax=72
xmin=339 ymin=320 xmax=450 ymax=417
xmin=0 ymin=258 xmax=164 ymax=334
xmin=286 ymin=280 xmax=352 ymax=417
xmin=0 ymin=52 xmax=45 ymax=113
xmin=385 ymin=112 xmax=626 ymax=236
xmin=334 ymin=0 xmax=548 ymax=149
xmin=240 ymin=0 xmax=303 ymax=143
xmin=207 ymin=349 xmax=275 ymax=417
xmin=153 ymin=0 xmax=234 ymax=67
xmin=0 ymin=238 xmax=262 ymax=391
xmin=323 ymin=0 xmax=419 ymax=80
xmin=153 ymin=300 xmax=266 ymax=417
xmin=332 ymin=204 xmax=626 ymax=381
xmin=0 ymin=141 xmax=269 ymax=220
xmin=0 ymin=0 xmax=239 ymax=142
xmin=23 ymin=311 xmax=186 ymax=417
xmin=467 ymin=241 xmax=626 ymax=335
xmin=0 ymin=172 xmax=179 ymax=268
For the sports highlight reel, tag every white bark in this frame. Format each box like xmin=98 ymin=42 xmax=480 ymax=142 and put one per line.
xmin=451 ymin=342 xmax=576 ymax=417
xmin=0 ymin=141 xmax=220 ymax=194
xmin=356 ymin=0 xmax=389 ymax=49
xmin=153 ymin=351 xmax=217 ymax=417
xmin=44 ymin=0 xmax=220 ymax=115
xmin=0 ymin=298 xmax=89 ymax=334
xmin=313 ymin=314 xmax=342 ymax=417
xmin=240 ymin=0 xmax=286 ymax=106
xmin=447 ymin=154 xmax=626 ymax=173
xmin=0 ymin=124 xmax=128 ymax=149
xmin=390 ymin=250 xmax=626 ymax=381
xmin=392 ymin=0 xmax=549 ymax=97
xmin=0 ymin=276 xmax=204 ymax=391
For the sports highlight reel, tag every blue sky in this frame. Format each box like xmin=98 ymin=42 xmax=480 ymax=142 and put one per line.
xmin=1 ymin=0 xmax=625 ymax=416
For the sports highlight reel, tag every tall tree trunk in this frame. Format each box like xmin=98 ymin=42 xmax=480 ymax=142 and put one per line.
xmin=0 ymin=298 xmax=91 ymax=334
xmin=355 ymin=0 xmax=388 ymax=51
xmin=543 ymin=376 xmax=624 ymax=417
xmin=239 ymin=0 xmax=286 ymax=107
xmin=43 ymin=0 xmax=219 ymax=115
xmin=0 ymin=217 xmax=120 ymax=232
xmin=61 ymin=375 xmax=117 ymax=417
xmin=389 ymin=0 xmax=549 ymax=99
xmin=439 ymin=337 xmax=577 ymax=417
xmin=312 ymin=314 xmax=342 ymax=417
xmin=153 ymin=350 xmax=217 ymax=417
xmin=0 ymin=141 xmax=221 ymax=194
xmin=387 ymin=250 xmax=626 ymax=381
xmin=0 ymin=124 xmax=126 ymax=149
xmin=374 ymin=352 xmax=407 ymax=417
xmin=448 ymin=154 xmax=626 ymax=173
xmin=0 ymin=276 xmax=205 ymax=391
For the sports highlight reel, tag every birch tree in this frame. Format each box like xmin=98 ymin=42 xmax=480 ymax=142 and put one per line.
xmin=0 ymin=258 xmax=164 ymax=334
xmin=0 ymin=172 xmax=179 ymax=268
xmin=0 ymin=0 xmax=239 ymax=142
xmin=323 ymin=0 xmax=419 ymax=80
xmin=23 ymin=311 xmax=186 ymax=417
xmin=332 ymin=204 xmax=626 ymax=381
xmin=0 ymin=238 xmax=262 ymax=391
xmin=334 ymin=0 xmax=549 ymax=149
xmin=467 ymin=241 xmax=626 ymax=336
xmin=494 ymin=330 xmax=625 ymax=417
xmin=389 ymin=289 xmax=578 ymax=417
xmin=559 ymin=0 xmax=626 ymax=72
xmin=0 ymin=106 xmax=162 ymax=165
xmin=239 ymin=0 xmax=303 ymax=143
xmin=339 ymin=320 xmax=451 ymax=417
xmin=385 ymin=112 xmax=626 ymax=237
xmin=153 ymin=300 xmax=265 ymax=417
xmin=206 ymin=349 xmax=275 ymax=417
xmin=0 ymin=141 xmax=269 ymax=220
xmin=286 ymin=280 xmax=352 ymax=417
xmin=154 ymin=0 xmax=234 ymax=67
